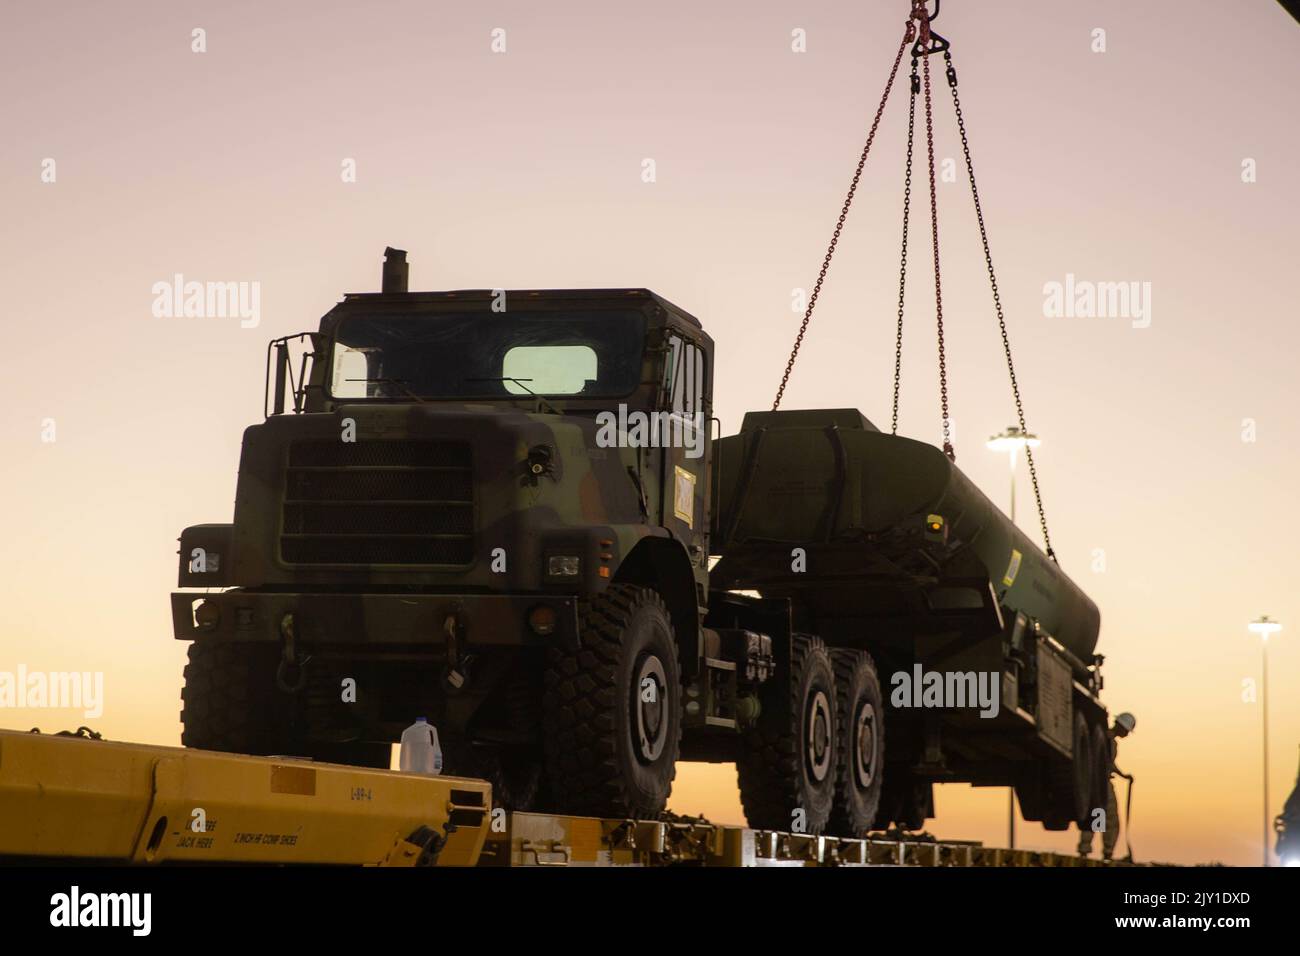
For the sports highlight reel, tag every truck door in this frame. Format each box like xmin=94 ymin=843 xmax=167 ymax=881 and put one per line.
xmin=660 ymin=334 xmax=709 ymax=580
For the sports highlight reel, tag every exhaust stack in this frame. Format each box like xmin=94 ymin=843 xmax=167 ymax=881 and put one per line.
xmin=382 ymin=247 xmax=409 ymax=293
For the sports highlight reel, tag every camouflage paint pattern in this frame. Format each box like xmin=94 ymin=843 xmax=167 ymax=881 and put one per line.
xmin=175 ymin=289 xmax=713 ymax=737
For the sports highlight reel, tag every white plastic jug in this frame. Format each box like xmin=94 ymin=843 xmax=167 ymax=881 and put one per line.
xmin=399 ymin=717 xmax=443 ymax=775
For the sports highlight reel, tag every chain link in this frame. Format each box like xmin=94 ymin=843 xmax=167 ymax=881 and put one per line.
xmin=772 ymin=19 xmax=916 ymax=410
xmin=920 ymin=30 xmax=954 ymax=461
xmin=890 ymin=62 xmax=919 ymax=436
xmin=944 ymin=49 xmax=1057 ymax=563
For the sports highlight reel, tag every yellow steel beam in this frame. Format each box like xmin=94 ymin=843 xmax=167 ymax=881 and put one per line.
xmin=0 ymin=730 xmax=490 ymax=865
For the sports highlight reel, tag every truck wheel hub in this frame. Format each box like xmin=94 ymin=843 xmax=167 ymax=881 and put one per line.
xmin=854 ymin=702 xmax=878 ymax=789
xmin=807 ymin=690 xmax=832 ymax=782
xmin=633 ymin=655 xmax=668 ymax=763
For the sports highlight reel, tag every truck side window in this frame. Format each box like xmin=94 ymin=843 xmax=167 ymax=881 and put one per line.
xmin=667 ymin=338 xmax=689 ymax=416
xmin=693 ymin=345 xmax=705 ymax=419
xmin=667 ymin=337 xmax=706 ymax=428
xmin=664 ymin=336 xmax=682 ymax=408
xmin=681 ymin=344 xmax=694 ymax=417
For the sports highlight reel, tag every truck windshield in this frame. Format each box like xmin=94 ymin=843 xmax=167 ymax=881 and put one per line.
xmin=329 ymin=310 xmax=647 ymax=400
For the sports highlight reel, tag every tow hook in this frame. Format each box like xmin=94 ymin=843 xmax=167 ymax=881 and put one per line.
xmin=275 ymin=612 xmax=311 ymax=694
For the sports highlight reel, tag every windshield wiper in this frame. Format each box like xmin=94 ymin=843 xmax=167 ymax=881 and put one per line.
xmin=463 ymin=377 xmax=564 ymax=416
xmin=344 ymin=377 xmax=426 ymax=403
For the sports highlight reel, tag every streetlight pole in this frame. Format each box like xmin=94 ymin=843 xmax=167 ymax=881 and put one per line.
xmin=1249 ymin=616 xmax=1282 ymax=866
xmin=987 ymin=426 xmax=1040 ymax=850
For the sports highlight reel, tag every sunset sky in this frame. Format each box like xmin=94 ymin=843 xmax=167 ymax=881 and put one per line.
xmin=2 ymin=0 xmax=1297 ymax=865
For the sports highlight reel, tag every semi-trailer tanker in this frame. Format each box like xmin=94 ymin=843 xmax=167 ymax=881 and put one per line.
xmin=173 ymin=249 xmax=1111 ymax=837
xmin=710 ymin=408 xmax=1107 ymax=831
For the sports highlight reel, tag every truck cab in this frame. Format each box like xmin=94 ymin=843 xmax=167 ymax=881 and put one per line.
xmin=175 ymin=250 xmax=723 ymax=815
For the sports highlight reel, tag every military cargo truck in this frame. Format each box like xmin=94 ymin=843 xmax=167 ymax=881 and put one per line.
xmin=174 ymin=249 xmax=1110 ymax=835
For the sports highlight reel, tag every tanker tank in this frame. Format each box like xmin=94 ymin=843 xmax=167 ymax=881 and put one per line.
xmin=709 ymin=409 xmax=1100 ymax=666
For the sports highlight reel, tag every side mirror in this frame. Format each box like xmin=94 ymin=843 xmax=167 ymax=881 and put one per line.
xmin=264 ymin=333 xmax=317 ymax=417
xmin=272 ymin=342 xmax=289 ymax=415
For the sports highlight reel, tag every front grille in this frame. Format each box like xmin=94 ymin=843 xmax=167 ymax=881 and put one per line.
xmin=280 ymin=440 xmax=474 ymax=566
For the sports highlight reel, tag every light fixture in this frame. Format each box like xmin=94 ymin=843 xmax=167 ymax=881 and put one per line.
xmin=1248 ymin=616 xmax=1282 ymax=641
xmin=546 ymin=555 xmax=581 ymax=577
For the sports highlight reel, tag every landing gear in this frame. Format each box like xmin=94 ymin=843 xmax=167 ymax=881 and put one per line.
xmin=738 ymin=634 xmax=839 ymax=834
xmin=875 ymin=770 xmax=933 ymax=832
xmin=542 ymin=584 xmax=682 ymax=819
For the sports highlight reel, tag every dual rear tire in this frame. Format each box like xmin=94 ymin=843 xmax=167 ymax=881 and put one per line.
xmin=737 ymin=636 xmax=884 ymax=837
xmin=829 ymin=648 xmax=886 ymax=837
xmin=542 ymin=595 xmax=890 ymax=836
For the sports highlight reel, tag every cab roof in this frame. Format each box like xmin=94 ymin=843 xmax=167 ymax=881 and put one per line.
xmin=332 ymin=287 xmax=704 ymax=332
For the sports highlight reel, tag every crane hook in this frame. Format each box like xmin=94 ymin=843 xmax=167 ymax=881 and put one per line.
xmin=910 ymin=0 xmax=939 ymax=24
xmin=910 ymin=0 xmax=951 ymax=57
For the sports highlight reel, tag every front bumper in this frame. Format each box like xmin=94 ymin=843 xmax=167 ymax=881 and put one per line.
xmin=172 ymin=590 xmax=579 ymax=650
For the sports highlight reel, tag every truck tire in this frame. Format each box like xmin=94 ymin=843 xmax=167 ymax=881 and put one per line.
xmin=827 ymin=649 xmax=885 ymax=837
xmin=442 ymin=737 xmax=543 ymax=811
xmin=181 ymin=641 xmax=283 ymax=756
xmin=182 ymin=641 xmax=390 ymax=768
xmin=737 ymin=634 xmax=838 ymax=834
xmin=542 ymin=584 xmax=682 ymax=819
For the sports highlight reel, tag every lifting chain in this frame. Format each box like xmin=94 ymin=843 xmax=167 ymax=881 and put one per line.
xmin=917 ymin=18 xmax=954 ymax=462
xmin=775 ymin=0 xmax=1058 ymax=563
xmin=772 ymin=15 xmax=916 ymax=411
xmin=943 ymin=44 xmax=1056 ymax=562
xmin=890 ymin=57 xmax=918 ymax=436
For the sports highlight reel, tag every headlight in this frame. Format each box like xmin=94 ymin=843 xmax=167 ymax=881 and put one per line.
xmin=193 ymin=600 xmax=221 ymax=631
xmin=547 ymin=555 xmax=581 ymax=577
